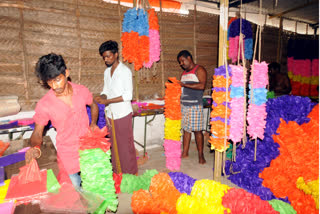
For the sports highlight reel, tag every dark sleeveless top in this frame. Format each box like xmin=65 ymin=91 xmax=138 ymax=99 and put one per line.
xmin=180 ymin=65 xmax=204 ymax=106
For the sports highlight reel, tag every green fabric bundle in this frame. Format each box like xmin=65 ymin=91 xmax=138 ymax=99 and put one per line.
xmin=79 ymin=148 xmax=118 ymax=213
xmin=120 ymin=169 xmax=158 ymax=193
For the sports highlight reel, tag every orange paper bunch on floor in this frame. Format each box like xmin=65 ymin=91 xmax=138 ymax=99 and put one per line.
xmin=260 ymin=104 xmax=319 ymax=214
xmin=131 ymin=173 xmax=181 ymax=214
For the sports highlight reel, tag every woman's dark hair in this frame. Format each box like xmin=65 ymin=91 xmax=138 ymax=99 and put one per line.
xmin=177 ymin=50 xmax=193 ymax=62
xmin=99 ymin=40 xmax=118 ymax=56
xmin=35 ymin=53 xmax=66 ymax=85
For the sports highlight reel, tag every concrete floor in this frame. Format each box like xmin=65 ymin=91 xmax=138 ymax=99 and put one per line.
xmin=113 ymin=140 xmax=238 ymax=214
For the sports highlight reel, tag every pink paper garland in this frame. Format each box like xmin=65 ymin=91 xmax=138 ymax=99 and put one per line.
xmin=144 ymin=29 xmax=161 ymax=68
xmin=250 ymin=61 xmax=268 ymax=88
xmin=247 ymin=103 xmax=267 ymax=140
xmin=229 ymin=97 xmax=245 ymax=143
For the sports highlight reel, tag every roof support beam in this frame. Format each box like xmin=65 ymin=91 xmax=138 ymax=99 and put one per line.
xmin=269 ymin=0 xmax=318 ymax=19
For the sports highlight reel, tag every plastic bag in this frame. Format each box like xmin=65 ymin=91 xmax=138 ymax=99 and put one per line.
xmin=18 ymin=158 xmax=41 ymax=184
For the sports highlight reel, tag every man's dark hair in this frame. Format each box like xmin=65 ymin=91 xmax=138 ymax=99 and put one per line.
xmin=177 ymin=50 xmax=193 ymax=62
xmin=268 ymin=62 xmax=280 ymax=72
xmin=35 ymin=53 xmax=66 ymax=85
xmin=99 ymin=40 xmax=118 ymax=56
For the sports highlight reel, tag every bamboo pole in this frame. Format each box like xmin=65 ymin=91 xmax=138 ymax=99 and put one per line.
xmin=75 ymin=0 xmax=81 ymax=84
xmin=18 ymin=4 xmax=29 ymax=101
xmin=193 ymin=3 xmax=197 ymax=62
xmin=276 ymin=17 xmax=283 ymax=63
xmin=214 ymin=0 xmax=228 ymax=182
xmin=160 ymin=0 xmax=165 ymax=98
xmin=118 ymin=0 xmax=123 ymax=61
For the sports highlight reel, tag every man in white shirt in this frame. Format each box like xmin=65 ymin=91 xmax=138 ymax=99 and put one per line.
xmin=94 ymin=40 xmax=138 ymax=175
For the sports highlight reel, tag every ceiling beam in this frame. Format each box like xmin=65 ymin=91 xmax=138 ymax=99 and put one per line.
xmin=269 ymin=0 xmax=318 ymax=19
xmin=228 ymin=0 xmax=257 ymax=8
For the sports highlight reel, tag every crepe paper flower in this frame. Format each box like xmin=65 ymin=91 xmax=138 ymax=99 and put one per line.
xmin=228 ymin=18 xmax=253 ymax=62
xmin=131 ymin=189 xmax=160 ymax=214
xmin=212 ymin=91 xmax=231 ymax=104
xmin=250 ymin=61 xmax=269 ymax=89
xmin=121 ymin=8 xmax=150 ymax=71
xmin=247 ymin=104 xmax=267 ymax=140
xmin=168 ymin=172 xmax=196 ymax=195
xmin=79 ymin=127 xmax=110 ymax=153
xmin=212 ymin=87 xmax=231 ymax=92
xmin=248 ymin=87 xmax=268 ymax=106
xmin=222 ymin=188 xmax=279 ymax=214
xmin=211 ymin=117 xmax=230 ymax=125
xmin=136 ymin=9 xmax=149 ymax=36
xmin=164 ymin=140 xmax=181 ymax=170
xmin=210 ymin=120 xmax=230 ymax=138
xmin=214 ymin=65 xmax=232 ymax=78
xmin=121 ymin=31 xmax=139 ymax=63
xmin=122 ymin=8 xmax=138 ymax=33
xmin=149 ymin=173 xmax=181 ymax=214
xmin=164 ymin=78 xmax=182 ymax=120
xmin=230 ymin=86 xmax=244 ymax=98
xmin=259 ymin=105 xmax=319 ymax=213
xmin=120 ymin=169 xmax=158 ymax=194
xmin=208 ymin=138 xmax=230 ymax=152
xmin=296 ymin=177 xmax=319 ymax=209
xmin=210 ymin=104 xmax=231 ymax=118
xmin=268 ymin=199 xmax=297 ymax=214
xmin=144 ymin=29 xmax=161 ymax=68
xmin=225 ymin=96 xmax=315 ymax=201
xmin=212 ymin=100 xmax=231 ymax=108
xmin=148 ymin=9 xmax=159 ymax=30
xmin=144 ymin=8 xmax=161 ymax=68
xmin=177 ymin=179 xmax=231 ymax=214
xmin=79 ymin=148 xmax=118 ymax=212
xmin=164 ymin=118 xmax=181 ymax=141
xmin=229 ymin=97 xmax=245 ymax=143
xmin=230 ymin=65 xmax=246 ymax=87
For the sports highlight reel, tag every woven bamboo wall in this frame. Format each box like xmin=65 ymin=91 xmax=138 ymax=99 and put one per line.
xmin=0 ymin=0 xmax=294 ymax=111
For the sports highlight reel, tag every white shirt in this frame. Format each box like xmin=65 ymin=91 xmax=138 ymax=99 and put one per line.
xmin=101 ymin=62 xmax=133 ymax=119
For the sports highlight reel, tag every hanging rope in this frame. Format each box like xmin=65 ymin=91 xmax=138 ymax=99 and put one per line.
xmin=251 ymin=0 xmax=263 ymax=161
xmin=222 ymin=1 xmax=229 ymax=176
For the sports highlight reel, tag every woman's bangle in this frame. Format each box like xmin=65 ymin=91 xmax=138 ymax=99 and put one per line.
xmin=34 ymin=145 xmax=41 ymax=159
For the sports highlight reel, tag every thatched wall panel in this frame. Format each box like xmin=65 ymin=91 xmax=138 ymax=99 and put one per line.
xmin=23 ymin=21 xmax=78 ymax=37
xmin=81 ymin=29 xmax=119 ymax=40
xmin=23 ymin=31 xmax=79 ymax=48
xmin=0 ymin=39 xmax=22 ymax=51
xmin=81 ymin=49 xmax=101 ymax=59
xmin=81 ymin=58 xmax=105 ymax=69
xmin=0 ymin=83 xmax=25 ymax=97
xmin=78 ymin=4 xmax=119 ymax=18
xmin=23 ymin=10 xmax=77 ymax=28
xmin=25 ymin=41 xmax=78 ymax=57
xmin=0 ymin=7 xmax=20 ymax=19
xmin=79 ymin=16 xmax=119 ymax=31
xmin=0 ymin=65 xmax=22 ymax=75
xmin=81 ymin=38 xmax=111 ymax=50
xmin=0 ymin=27 xmax=20 ymax=39
xmin=24 ymin=0 xmax=76 ymax=12
xmin=0 ymin=50 xmax=23 ymax=63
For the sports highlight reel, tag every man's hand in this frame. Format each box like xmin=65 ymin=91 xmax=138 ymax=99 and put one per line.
xmin=94 ymin=96 xmax=109 ymax=106
xmin=89 ymin=123 xmax=99 ymax=132
xmin=25 ymin=147 xmax=41 ymax=164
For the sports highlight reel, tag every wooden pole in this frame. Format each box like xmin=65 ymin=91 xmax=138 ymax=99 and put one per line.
xmin=75 ymin=0 xmax=81 ymax=84
xmin=276 ymin=17 xmax=283 ymax=63
xmin=214 ymin=0 xmax=228 ymax=182
xmin=18 ymin=3 xmax=29 ymax=102
xmin=160 ymin=0 xmax=165 ymax=98
xmin=193 ymin=3 xmax=197 ymax=62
